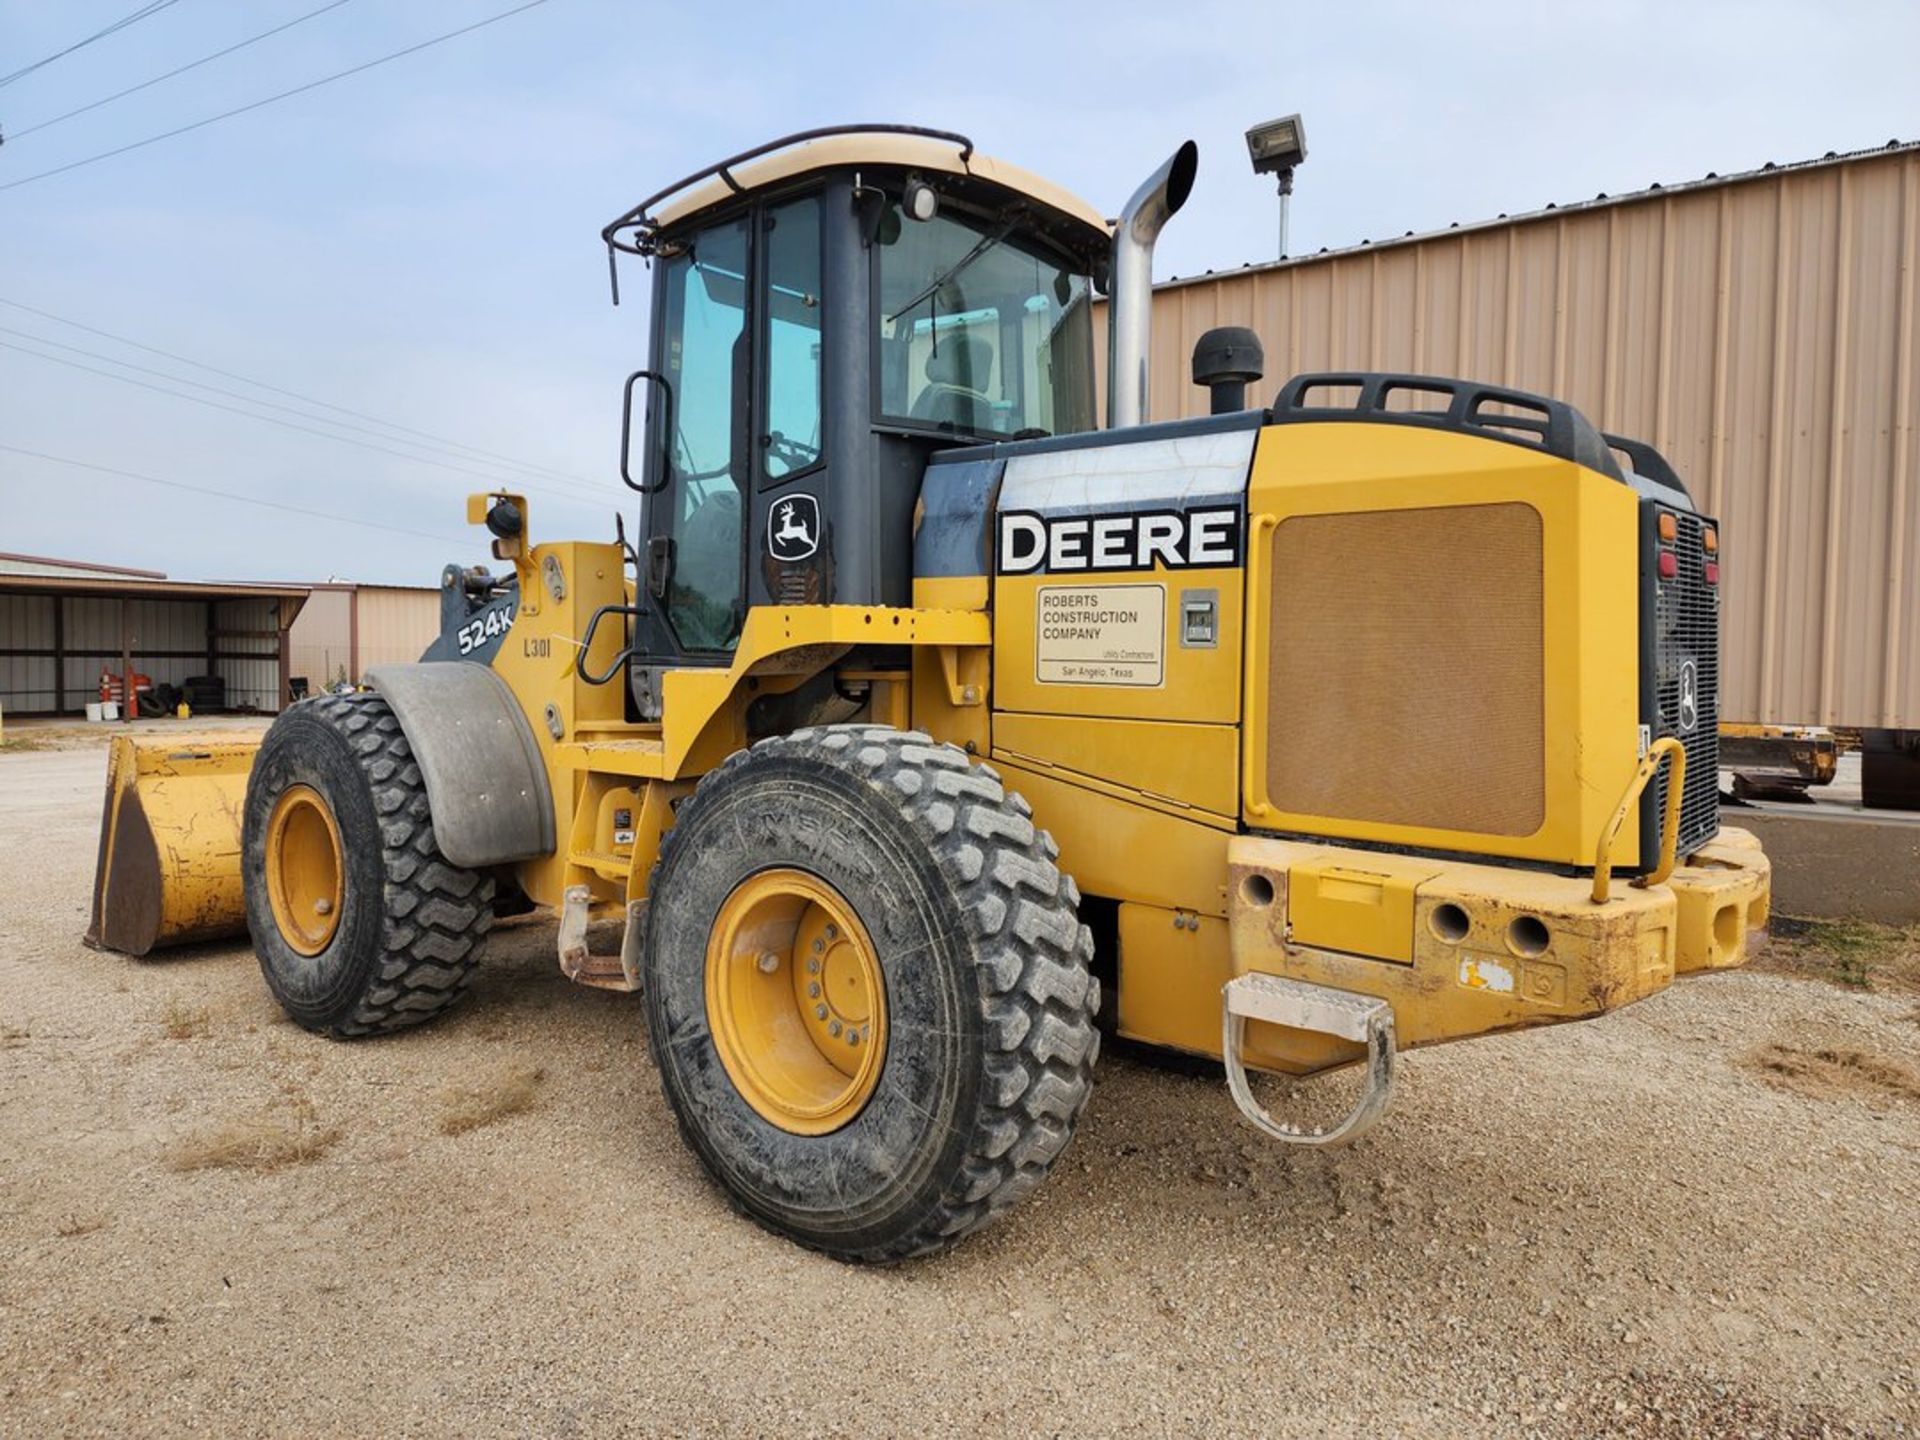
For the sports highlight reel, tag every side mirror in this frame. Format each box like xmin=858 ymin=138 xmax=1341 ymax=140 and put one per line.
xmin=620 ymin=368 xmax=675 ymax=495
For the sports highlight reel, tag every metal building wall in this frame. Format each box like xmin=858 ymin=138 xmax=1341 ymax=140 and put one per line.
xmin=1097 ymin=144 xmax=1920 ymax=728
xmin=352 ymin=586 xmax=439 ymax=673
xmin=1 ymin=579 xmax=303 ymax=716
xmin=287 ymin=588 xmax=353 ymax=690
xmin=0 ymin=593 xmax=56 ymax=712
xmin=62 ymin=595 xmax=211 ymax=703
xmin=213 ymin=598 xmax=282 ymax=711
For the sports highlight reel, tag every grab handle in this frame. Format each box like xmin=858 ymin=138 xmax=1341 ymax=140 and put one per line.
xmin=1592 ymin=736 xmax=1688 ymax=903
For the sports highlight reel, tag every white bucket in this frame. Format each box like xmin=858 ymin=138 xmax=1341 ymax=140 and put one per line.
xmin=99 ymin=701 xmax=119 ymax=722
xmin=86 ymin=701 xmax=104 ymax=722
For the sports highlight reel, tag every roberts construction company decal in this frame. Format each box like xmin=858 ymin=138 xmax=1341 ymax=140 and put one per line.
xmin=1035 ymin=585 xmax=1165 ymax=686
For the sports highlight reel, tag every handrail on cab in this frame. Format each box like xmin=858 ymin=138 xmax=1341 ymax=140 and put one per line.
xmin=1591 ymin=736 xmax=1688 ymax=904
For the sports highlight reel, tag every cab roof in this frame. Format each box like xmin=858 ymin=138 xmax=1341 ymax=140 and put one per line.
xmin=603 ymin=124 xmax=1112 ymax=262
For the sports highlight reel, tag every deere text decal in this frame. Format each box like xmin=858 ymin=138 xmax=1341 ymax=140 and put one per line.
xmin=998 ymin=507 xmax=1241 ymax=574
xmin=1035 ymin=585 xmax=1165 ymax=686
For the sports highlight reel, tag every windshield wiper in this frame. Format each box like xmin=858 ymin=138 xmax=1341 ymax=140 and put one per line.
xmin=886 ymin=215 xmax=1019 ymax=324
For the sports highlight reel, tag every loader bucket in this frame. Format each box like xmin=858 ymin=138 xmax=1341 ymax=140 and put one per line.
xmin=85 ymin=734 xmax=258 ymax=956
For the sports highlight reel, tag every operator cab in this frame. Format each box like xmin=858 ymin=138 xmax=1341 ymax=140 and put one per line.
xmin=602 ymin=125 xmax=1110 ymax=708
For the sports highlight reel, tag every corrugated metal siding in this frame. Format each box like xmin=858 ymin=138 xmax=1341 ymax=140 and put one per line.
xmin=353 ymin=586 xmax=439 ymax=673
xmin=1098 ymin=147 xmax=1920 ymax=727
xmin=284 ymin=586 xmax=437 ymax=685
xmin=1 ymin=586 xmax=299 ymax=714
xmin=61 ymin=595 xmax=214 ymax=704
xmin=288 ymin=589 xmax=353 ymax=690
xmin=0 ymin=593 xmax=56 ymax=713
xmin=214 ymin=598 xmax=280 ymax=711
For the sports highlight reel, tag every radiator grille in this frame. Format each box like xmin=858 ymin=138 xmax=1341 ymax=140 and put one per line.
xmin=1264 ymin=503 xmax=1546 ymax=837
xmin=1652 ymin=511 xmax=1721 ymax=855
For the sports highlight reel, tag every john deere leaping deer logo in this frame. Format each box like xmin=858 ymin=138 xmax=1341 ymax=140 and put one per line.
xmin=1677 ymin=658 xmax=1700 ymax=733
xmin=768 ymin=493 xmax=819 ymax=562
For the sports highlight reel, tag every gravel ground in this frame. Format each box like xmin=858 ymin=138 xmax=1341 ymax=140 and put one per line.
xmin=2 ymin=738 xmax=1917 ymax=1438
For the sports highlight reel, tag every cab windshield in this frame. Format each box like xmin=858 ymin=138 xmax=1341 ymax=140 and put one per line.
xmin=875 ymin=204 xmax=1095 ymax=439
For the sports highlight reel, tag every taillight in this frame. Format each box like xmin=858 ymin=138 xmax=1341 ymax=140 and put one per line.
xmin=1704 ymin=560 xmax=1720 ymax=585
xmin=1658 ymin=551 xmax=1678 ymax=580
xmin=1657 ymin=512 xmax=1677 ymax=543
xmin=1702 ymin=525 xmax=1718 ymax=553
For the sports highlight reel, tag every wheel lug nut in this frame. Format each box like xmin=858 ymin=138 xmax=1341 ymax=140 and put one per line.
xmin=846 ymin=1029 xmax=860 ymax=1046
xmin=829 ymin=1019 xmax=842 ymax=1037
xmin=823 ymin=924 xmax=838 ymax=941
xmin=756 ymin=950 xmax=779 ymax=974
xmin=807 ymin=957 xmax=820 ymax=973
xmin=814 ymin=1003 xmax=829 ymax=1020
xmin=808 ymin=982 xmax=821 ymax=998
xmin=811 ymin=938 xmax=824 ymax=954
xmin=314 ymin=898 xmax=333 ymax=915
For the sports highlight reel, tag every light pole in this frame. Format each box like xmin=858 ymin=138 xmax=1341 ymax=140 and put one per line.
xmin=1245 ymin=113 xmax=1307 ymax=260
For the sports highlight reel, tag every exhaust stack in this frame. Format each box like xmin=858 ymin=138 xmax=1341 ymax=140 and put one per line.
xmin=1108 ymin=140 xmax=1198 ymax=429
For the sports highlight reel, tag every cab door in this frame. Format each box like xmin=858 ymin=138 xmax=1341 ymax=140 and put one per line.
xmin=635 ymin=195 xmax=828 ymax=668
xmin=651 ymin=213 xmax=751 ymax=655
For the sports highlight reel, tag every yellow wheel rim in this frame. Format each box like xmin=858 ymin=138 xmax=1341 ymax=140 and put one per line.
xmin=265 ymin=784 xmax=345 ymax=956
xmin=705 ymin=868 xmax=888 ymax=1136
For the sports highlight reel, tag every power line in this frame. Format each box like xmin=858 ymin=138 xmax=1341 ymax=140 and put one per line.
xmin=0 ymin=0 xmax=551 ymax=191
xmin=0 ymin=295 xmax=601 ymax=489
xmin=0 ymin=1 xmax=182 ymax=92
xmin=4 ymin=0 xmax=358 ymax=144
xmin=0 ymin=338 xmax=609 ymax=511
xmin=0 ymin=443 xmax=469 ymax=546
xmin=0 ymin=322 xmax=606 ymax=498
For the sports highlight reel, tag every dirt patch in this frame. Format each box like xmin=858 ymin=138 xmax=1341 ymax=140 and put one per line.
xmin=1742 ymin=1041 xmax=1920 ymax=1107
xmin=438 ymin=1063 xmax=546 ymax=1135
xmin=158 ymin=995 xmax=210 ymax=1041
xmin=0 ymin=716 xmax=270 ymax=755
xmin=1760 ymin=915 xmax=1920 ymax=993
xmin=1559 ymin=1370 xmax=1843 ymax=1438
xmin=53 ymin=1214 xmax=111 ymax=1240
xmin=167 ymin=1096 xmax=342 ymax=1173
xmin=0 ymin=732 xmax=63 ymax=753
xmin=5 ymin=743 xmax=1920 ymax=1437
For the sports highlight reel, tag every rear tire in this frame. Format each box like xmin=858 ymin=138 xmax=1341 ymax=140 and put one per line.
xmin=242 ymin=693 xmax=493 ymax=1037
xmin=644 ymin=726 xmax=1100 ymax=1262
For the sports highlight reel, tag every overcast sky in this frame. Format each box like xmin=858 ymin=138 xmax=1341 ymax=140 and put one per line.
xmin=2 ymin=0 xmax=1915 ymax=584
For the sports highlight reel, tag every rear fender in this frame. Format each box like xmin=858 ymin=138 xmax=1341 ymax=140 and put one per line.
xmin=366 ymin=663 xmax=556 ymax=867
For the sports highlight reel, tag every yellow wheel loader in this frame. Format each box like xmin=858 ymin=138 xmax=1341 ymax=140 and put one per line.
xmin=89 ymin=125 xmax=1771 ymax=1261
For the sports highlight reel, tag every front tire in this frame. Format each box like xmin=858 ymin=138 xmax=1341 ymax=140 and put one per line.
xmin=242 ymin=693 xmax=493 ymax=1037
xmin=643 ymin=726 xmax=1099 ymax=1262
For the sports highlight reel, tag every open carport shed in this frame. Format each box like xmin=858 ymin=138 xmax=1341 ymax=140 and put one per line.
xmin=0 ymin=553 xmax=307 ymax=718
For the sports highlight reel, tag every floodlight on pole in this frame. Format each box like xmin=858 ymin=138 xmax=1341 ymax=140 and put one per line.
xmin=1245 ymin=113 xmax=1307 ymax=260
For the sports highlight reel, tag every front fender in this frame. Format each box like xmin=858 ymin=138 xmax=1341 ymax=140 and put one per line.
xmin=366 ymin=663 xmax=556 ymax=867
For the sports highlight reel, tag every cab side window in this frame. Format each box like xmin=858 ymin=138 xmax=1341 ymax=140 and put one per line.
xmin=762 ymin=195 xmax=823 ymax=481
xmin=660 ymin=216 xmax=749 ymax=652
